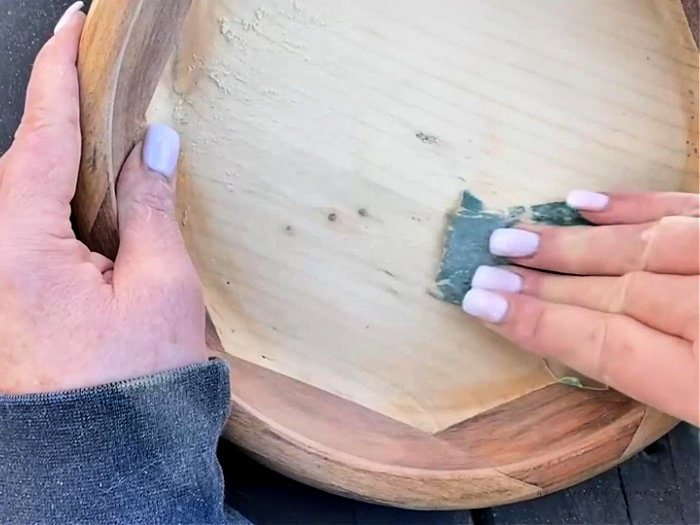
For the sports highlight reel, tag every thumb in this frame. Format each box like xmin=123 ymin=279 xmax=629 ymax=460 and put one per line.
xmin=113 ymin=124 xmax=199 ymax=295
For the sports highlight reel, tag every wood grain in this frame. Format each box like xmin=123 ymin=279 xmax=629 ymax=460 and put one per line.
xmin=152 ymin=0 xmax=699 ymax=433
xmin=215 ymin=349 xmax=655 ymax=508
xmin=76 ymin=0 xmax=192 ymax=259
xmin=77 ymin=0 xmax=697 ymax=509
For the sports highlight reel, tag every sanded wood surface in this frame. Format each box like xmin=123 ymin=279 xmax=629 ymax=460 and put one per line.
xmin=216 ymin=427 xmax=698 ymax=524
xmin=4 ymin=1 xmax=696 ymax=522
xmin=217 ymin=349 xmax=671 ymax=508
xmin=76 ymin=0 xmax=192 ymax=259
xmin=76 ymin=0 xmax=697 ymax=509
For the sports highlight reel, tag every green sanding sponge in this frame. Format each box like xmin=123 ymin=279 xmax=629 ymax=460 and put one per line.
xmin=432 ymin=191 xmax=590 ymax=305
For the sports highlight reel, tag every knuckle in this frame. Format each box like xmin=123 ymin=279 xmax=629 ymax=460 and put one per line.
xmin=640 ymin=216 xmax=697 ymax=271
xmin=589 ymin=316 xmax=616 ymax=385
xmin=638 ymin=222 xmax=661 ymax=271
xmin=17 ymin=112 xmax=78 ymax=144
xmin=658 ymin=215 xmax=680 ymax=227
xmin=607 ymin=272 xmax=641 ymax=313
xmin=129 ymin=180 xmax=175 ymax=216
xmin=515 ymin=301 xmax=549 ymax=353
xmin=7 ymin=130 xmax=78 ymax=183
xmin=680 ymin=194 xmax=700 ymax=217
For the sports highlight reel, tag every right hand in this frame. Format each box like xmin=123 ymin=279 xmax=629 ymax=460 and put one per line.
xmin=463 ymin=191 xmax=699 ymax=425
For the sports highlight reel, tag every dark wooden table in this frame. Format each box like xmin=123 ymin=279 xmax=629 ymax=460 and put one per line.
xmin=1 ymin=1 xmax=697 ymax=524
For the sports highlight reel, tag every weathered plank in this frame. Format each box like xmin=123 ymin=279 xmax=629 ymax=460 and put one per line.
xmin=219 ymin=439 xmax=475 ymax=524
xmin=219 ymin=440 xmax=357 ymax=524
xmin=668 ymin=424 xmax=700 ymax=525
xmin=486 ymin=425 xmax=699 ymax=525
xmin=355 ymin=503 xmax=472 ymax=525
xmin=487 ymin=468 xmax=631 ymax=525
xmin=619 ymin=424 xmax=699 ymax=525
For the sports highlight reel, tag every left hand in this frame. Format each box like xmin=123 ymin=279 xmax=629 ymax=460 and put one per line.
xmin=0 ymin=4 xmax=207 ymax=394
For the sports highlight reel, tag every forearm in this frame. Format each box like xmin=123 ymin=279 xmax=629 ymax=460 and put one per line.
xmin=0 ymin=358 xmax=230 ymax=525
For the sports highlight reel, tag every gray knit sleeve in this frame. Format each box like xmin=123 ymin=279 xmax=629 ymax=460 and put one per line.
xmin=0 ymin=358 xmax=237 ymax=525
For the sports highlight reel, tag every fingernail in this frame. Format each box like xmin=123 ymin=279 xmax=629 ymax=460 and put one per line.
xmin=489 ymin=229 xmax=539 ymax=257
xmin=472 ymin=266 xmax=523 ymax=293
xmin=143 ymin=124 xmax=180 ymax=178
xmin=54 ymin=1 xmax=84 ymax=34
xmin=462 ymin=289 xmax=508 ymax=323
xmin=566 ymin=190 xmax=609 ymax=211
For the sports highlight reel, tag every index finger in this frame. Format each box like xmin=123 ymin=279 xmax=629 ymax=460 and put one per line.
xmin=567 ymin=191 xmax=699 ymax=225
xmin=497 ymin=217 xmax=699 ymax=276
xmin=4 ymin=3 xmax=85 ymax=214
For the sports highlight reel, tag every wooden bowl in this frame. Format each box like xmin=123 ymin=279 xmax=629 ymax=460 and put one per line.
xmin=76 ymin=0 xmax=698 ymax=509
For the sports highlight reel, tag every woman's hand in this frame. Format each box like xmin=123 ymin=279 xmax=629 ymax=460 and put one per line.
xmin=463 ymin=191 xmax=699 ymax=425
xmin=0 ymin=5 xmax=206 ymax=394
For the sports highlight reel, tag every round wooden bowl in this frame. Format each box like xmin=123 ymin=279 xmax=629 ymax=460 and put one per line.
xmin=76 ymin=0 xmax=697 ymax=509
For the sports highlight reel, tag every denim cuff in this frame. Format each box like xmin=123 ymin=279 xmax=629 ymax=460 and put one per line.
xmin=0 ymin=358 xmax=231 ymax=525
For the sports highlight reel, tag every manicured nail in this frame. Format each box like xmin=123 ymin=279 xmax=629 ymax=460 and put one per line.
xmin=54 ymin=1 xmax=84 ymax=34
xmin=472 ymin=266 xmax=523 ymax=293
xmin=462 ymin=289 xmax=508 ymax=323
xmin=143 ymin=124 xmax=180 ymax=178
xmin=566 ymin=190 xmax=609 ymax=211
xmin=489 ymin=229 xmax=539 ymax=257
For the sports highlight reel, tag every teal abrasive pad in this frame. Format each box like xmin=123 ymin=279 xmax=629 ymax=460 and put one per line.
xmin=433 ymin=191 xmax=590 ymax=305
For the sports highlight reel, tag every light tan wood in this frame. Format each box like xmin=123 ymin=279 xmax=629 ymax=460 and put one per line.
xmin=215 ymin=348 xmax=649 ymax=508
xmin=621 ymin=407 xmax=679 ymax=460
xmin=77 ymin=0 xmax=698 ymax=509
xmin=76 ymin=0 xmax=193 ymax=259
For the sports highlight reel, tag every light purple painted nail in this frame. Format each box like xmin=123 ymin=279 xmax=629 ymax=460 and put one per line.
xmin=143 ymin=124 xmax=180 ymax=178
xmin=566 ymin=190 xmax=609 ymax=211
xmin=489 ymin=229 xmax=539 ymax=257
xmin=462 ymin=289 xmax=508 ymax=323
xmin=54 ymin=1 xmax=84 ymax=34
xmin=472 ymin=266 xmax=523 ymax=293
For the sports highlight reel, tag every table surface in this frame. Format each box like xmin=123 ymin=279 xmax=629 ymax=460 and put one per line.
xmin=1 ymin=1 xmax=697 ymax=524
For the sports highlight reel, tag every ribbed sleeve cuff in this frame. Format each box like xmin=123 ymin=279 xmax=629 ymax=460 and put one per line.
xmin=0 ymin=358 xmax=231 ymax=525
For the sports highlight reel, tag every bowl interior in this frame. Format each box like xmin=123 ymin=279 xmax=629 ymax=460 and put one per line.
xmin=147 ymin=0 xmax=695 ymax=433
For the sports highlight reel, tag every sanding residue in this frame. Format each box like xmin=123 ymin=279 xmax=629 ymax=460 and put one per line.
xmin=147 ymin=0 xmax=693 ymax=433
